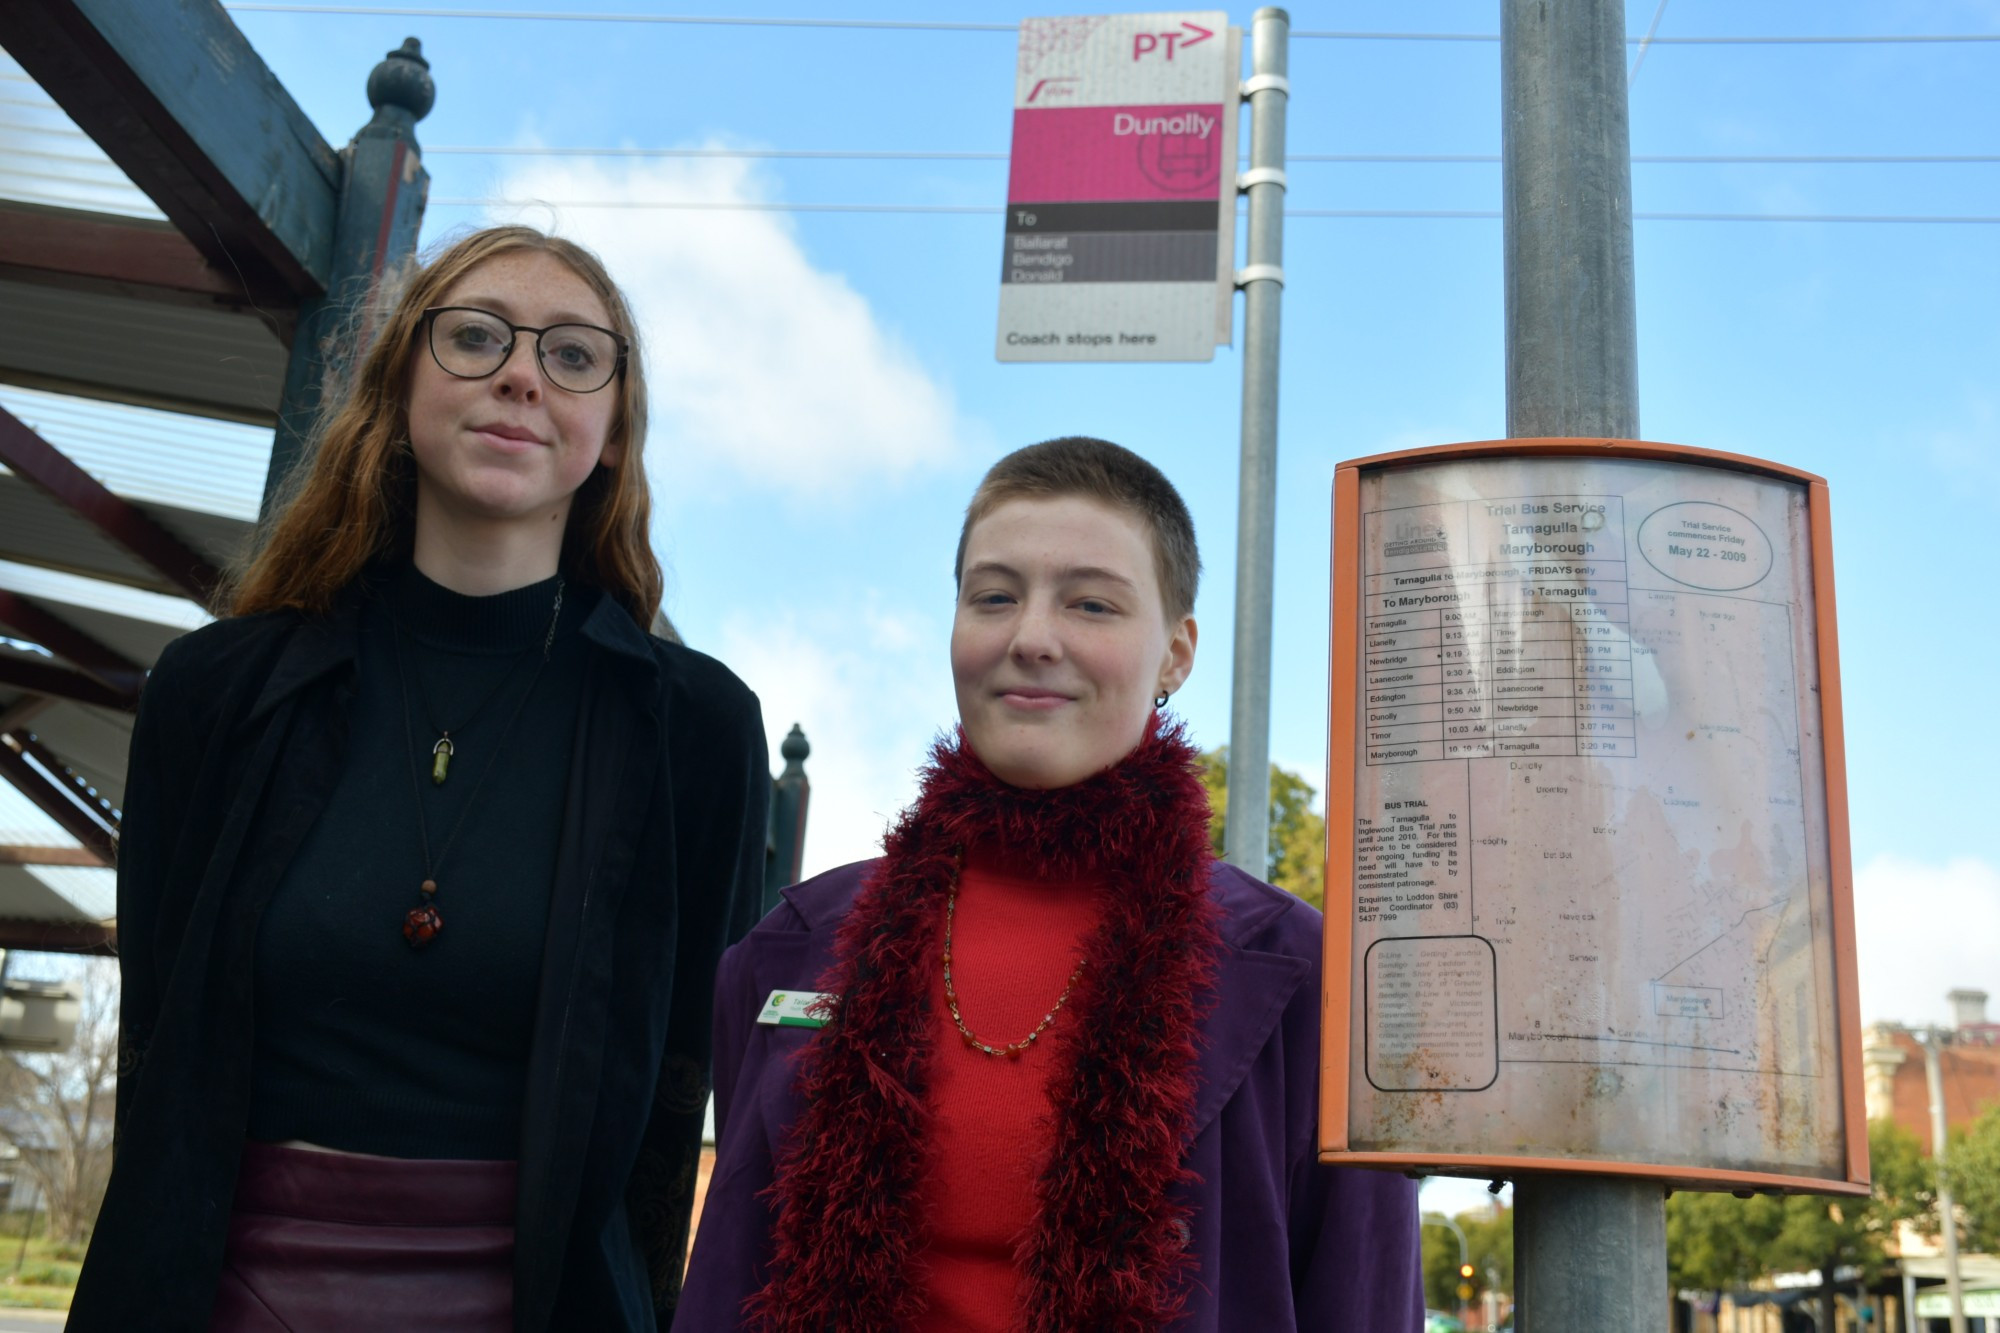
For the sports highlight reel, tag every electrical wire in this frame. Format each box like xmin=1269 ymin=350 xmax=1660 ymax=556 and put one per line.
xmin=433 ymin=197 xmax=2000 ymax=223
xmin=421 ymin=145 xmax=2000 ymax=166
xmin=217 ymin=7 xmax=2000 ymax=43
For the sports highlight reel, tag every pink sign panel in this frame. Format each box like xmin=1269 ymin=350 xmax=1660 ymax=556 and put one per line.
xmin=1007 ymin=104 xmax=1229 ymax=203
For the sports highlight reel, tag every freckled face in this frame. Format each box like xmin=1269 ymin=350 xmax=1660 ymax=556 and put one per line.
xmin=404 ymin=249 xmax=623 ymax=528
xmin=951 ymin=495 xmax=1196 ymax=789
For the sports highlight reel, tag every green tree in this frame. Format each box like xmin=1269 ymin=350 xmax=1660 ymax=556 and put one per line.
xmin=1946 ymin=1102 xmax=2000 ymax=1253
xmin=1199 ymin=746 xmax=1325 ymax=908
xmin=1420 ymin=1206 xmax=1512 ymax=1313
xmin=1667 ymin=1120 xmax=1932 ymax=1331
xmin=1667 ymin=1189 xmax=1785 ymax=1294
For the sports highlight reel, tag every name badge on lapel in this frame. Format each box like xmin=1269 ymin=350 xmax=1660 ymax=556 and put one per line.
xmin=758 ymin=990 xmax=834 ymax=1029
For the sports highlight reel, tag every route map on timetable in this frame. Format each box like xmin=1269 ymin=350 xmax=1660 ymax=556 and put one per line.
xmin=1345 ymin=456 xmax=1847 ymax=1181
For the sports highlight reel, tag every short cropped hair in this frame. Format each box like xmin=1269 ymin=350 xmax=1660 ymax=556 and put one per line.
xmin=954 ymin=436 xmax=1201 ymax=622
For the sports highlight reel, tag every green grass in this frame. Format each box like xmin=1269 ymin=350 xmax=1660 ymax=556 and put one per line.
xmin=0 ymin=1222 xmax=84 ymax=1309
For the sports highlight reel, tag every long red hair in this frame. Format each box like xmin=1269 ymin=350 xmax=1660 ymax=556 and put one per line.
xmin=227 ymin=225 xmax=661 ymax=627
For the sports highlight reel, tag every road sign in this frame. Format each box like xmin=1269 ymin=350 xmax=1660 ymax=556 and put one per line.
xmin=1319 ymin=439 xmax=1867 ymax=1197
xmin=997 ymin=12 xmax=1239 ymax=362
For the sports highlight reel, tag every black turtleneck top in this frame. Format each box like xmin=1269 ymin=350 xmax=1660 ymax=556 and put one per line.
xmin=248 ymin=566 xmax=591 ymax=1159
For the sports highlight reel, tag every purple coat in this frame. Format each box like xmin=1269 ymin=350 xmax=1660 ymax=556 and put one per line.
xmin=678 ymin=858 xmax=1424 ymax=1331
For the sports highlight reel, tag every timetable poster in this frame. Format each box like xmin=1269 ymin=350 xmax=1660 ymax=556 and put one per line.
xmin=1326 ymin=447 xmax=1863 ymax=1192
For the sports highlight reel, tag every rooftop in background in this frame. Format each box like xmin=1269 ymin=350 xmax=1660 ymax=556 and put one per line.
xmin=1863 ymin=990 xmax=2000 ymax=1147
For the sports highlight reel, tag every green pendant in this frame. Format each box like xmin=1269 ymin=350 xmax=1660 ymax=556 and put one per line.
xmin=431 ymin=737 xmax=453 ymax=786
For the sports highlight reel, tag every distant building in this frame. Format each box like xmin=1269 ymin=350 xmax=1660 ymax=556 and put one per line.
xmin=1863 ymin=989 xmax=2000 ymax=1147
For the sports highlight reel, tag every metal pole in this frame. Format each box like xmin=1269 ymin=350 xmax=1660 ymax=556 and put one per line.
xmin=1502 ymin=0 xmax=1639 ymax=441
xmin=1224 ymin=6 xmax=1288 ymax=879
xmin=1922 ymin=1028 xmax=1969 ymax=1333
xmin=1501 ymin=0 xmax=1656 ymax=1325
xmin=1423 ymin=1212 xmax=1471 ymax=1321
xmin=1904 ymin=1270 xmax=1919 ymax=1333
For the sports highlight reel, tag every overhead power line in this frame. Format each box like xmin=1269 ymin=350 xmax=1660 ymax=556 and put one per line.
xmin=223 ymin=5 xmax=1017 ymax=28
xmin=219 ymin=7 xmax=2000 ymax=43
xmin=432 ymin=197 xmax=2000 ymax=223
xmin=423 ymin=145 xmax=2000 ymax=166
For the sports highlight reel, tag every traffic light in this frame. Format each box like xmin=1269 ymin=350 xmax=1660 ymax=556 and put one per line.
xmin=1459 ymin=1263 xmax=1475 ymax=1280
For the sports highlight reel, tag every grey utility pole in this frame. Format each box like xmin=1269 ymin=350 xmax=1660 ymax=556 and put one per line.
xmin=1920 ymin=1028 xmax=1970 ymax=1333
xmin=1500 ymin=0 xmax=1657 ymax=1327
xmin=1224 ymin=6 xmax=1289 ymax=878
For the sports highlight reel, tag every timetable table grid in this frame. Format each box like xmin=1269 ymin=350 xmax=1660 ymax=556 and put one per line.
xmin=1361 ymin=498 xmax=1639 ymax=766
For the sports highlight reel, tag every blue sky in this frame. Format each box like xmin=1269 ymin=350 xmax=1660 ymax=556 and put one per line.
xmin=209 ymin=2 xmax=2000 ymax=1055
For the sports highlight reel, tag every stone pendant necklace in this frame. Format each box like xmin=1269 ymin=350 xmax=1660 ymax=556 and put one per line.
xmin=402 ymin=581 xmax=564 ymax=785
xmin=388 ymin=577 xmax=562 ymax=949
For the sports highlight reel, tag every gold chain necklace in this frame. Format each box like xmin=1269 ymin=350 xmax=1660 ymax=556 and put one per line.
xmin=941 ymin=858 xmax=1087 ymax=1061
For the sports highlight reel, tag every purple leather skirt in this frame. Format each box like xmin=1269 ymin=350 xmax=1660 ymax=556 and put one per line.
xmin=210 ymin=1142 xmax=518 ymax=1332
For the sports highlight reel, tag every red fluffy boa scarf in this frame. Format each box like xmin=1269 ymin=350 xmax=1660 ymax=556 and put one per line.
xmin=747 ymin=722 xmax=1222 ymax=1333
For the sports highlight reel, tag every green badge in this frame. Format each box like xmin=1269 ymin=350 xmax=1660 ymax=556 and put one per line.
xmin=757 ymin=989 xmax=834 ymax=1029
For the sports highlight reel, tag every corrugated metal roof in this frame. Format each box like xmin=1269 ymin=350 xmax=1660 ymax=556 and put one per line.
xmin=0 ymin=558 xmax=210 ymax=634
xmin=0 ymin=275 xmax=288 ymax=422
xmin=0 ymin=865 xmax=98 ymax=924
xmin=0 ymin=55 xmax=162 ymax=221
xmin=10 ymin=705 xmax=135 ymax=811
xmin=0 ymin=783 xmax=76 ymax=851
xmin=22 ymin=865 xmax=113 ymax=921
xmin=0 ymin=385 xmax=270 ymax=523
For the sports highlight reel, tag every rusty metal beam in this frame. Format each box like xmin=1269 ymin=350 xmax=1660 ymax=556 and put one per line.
xmin=0 ymin=845 xmax=104 ymax=868
xmin=0 ymin=0 xmax=339 ymax=306
xmin=0 ymin=920 xmax=116 ymax=956
xmin=0 ymin=590 xmax=144 ymax=696
xmin=0 ymin=730 xmax=118 ymax=865
xmin=0 ymin=403 xmax=220 ymax=602
xmin=0 ymin=199 xmax=250 ymax=306
xmin=0 ymin=656 xmax=137 ymax=712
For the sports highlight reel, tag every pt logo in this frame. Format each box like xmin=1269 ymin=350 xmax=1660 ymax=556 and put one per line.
xmin=1132 ymin=20 xmax=1214 ymax=62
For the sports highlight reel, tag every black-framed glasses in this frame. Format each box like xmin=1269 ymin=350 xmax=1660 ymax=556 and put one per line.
xmin=423 ymin=306 xmax=628 ymax=394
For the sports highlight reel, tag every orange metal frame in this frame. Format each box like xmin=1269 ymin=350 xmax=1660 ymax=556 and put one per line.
xmin=1318 ymin=437 xmax=1868 ymax=1196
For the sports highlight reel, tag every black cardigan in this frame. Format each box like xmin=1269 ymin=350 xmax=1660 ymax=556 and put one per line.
xmin=69 ymin=582 xmax=770 ymax=1332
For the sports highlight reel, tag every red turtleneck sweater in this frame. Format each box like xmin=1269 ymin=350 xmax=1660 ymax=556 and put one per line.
xmin=914 ymin=848 xmax=1103 ymax=1333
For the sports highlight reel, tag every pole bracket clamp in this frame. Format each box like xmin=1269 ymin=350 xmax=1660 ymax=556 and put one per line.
xmin=1235 ymin=263 xmax=1285 ymax=290
xmin=1237 ymin=166 xmax=1288 ymax=193
xmin=1241 ymin=72 xmax=1291 ymax=100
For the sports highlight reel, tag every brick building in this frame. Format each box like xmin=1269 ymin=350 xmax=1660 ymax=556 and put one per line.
xmin=1863 ymin=989 xmax=2000 ymax=1147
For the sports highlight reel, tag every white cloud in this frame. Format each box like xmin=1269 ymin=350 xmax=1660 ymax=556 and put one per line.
xmin=718 ymin=599 xmax=960 ymax=879
xmin=484 ymin=152 xmax=967 ymax=495
xmin=1854 ymin=853 xmax=2000 ymax=1028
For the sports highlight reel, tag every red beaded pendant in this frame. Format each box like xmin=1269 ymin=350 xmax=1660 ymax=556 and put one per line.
xmin=404 ymin=902 xmax=443 ymax=949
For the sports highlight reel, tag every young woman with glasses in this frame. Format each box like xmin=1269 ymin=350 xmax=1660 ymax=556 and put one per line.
xmin=70 ymin=225 xmax=770 ymax=1332
xmin=678 ymin=438 xmax=1423 ymax=1332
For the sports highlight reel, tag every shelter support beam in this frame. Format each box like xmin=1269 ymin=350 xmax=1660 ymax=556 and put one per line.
xmin=0 ymin=403 xmax=220 ymax=601
xmin=0 ymin=590 xmax=145 ymax=699
xmin=763 ymin=725 xmax=813 ymax=916
xmin=0 ymin=200 xmax=270 ymax=321
xmin=0 ymin=845 xmax=104 ymax=868
xmin=0 ymin=730 xmax=117 ymax=865
xmin=0 ymin=659 xmax=135 ymax=712
xmin=0 ymin=921 xmax=115 ymax=956
xmin=266 ymin=40 xmax=435 ymax=510
xmin=0 ymin=0 xmax=341 ymax=306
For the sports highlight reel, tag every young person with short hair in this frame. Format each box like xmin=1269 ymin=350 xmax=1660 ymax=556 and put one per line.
xmin=71 ymin=225 xmax=769 ymax=1331
xmin=680 ymin=436 xmax=1422 ymax=1331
